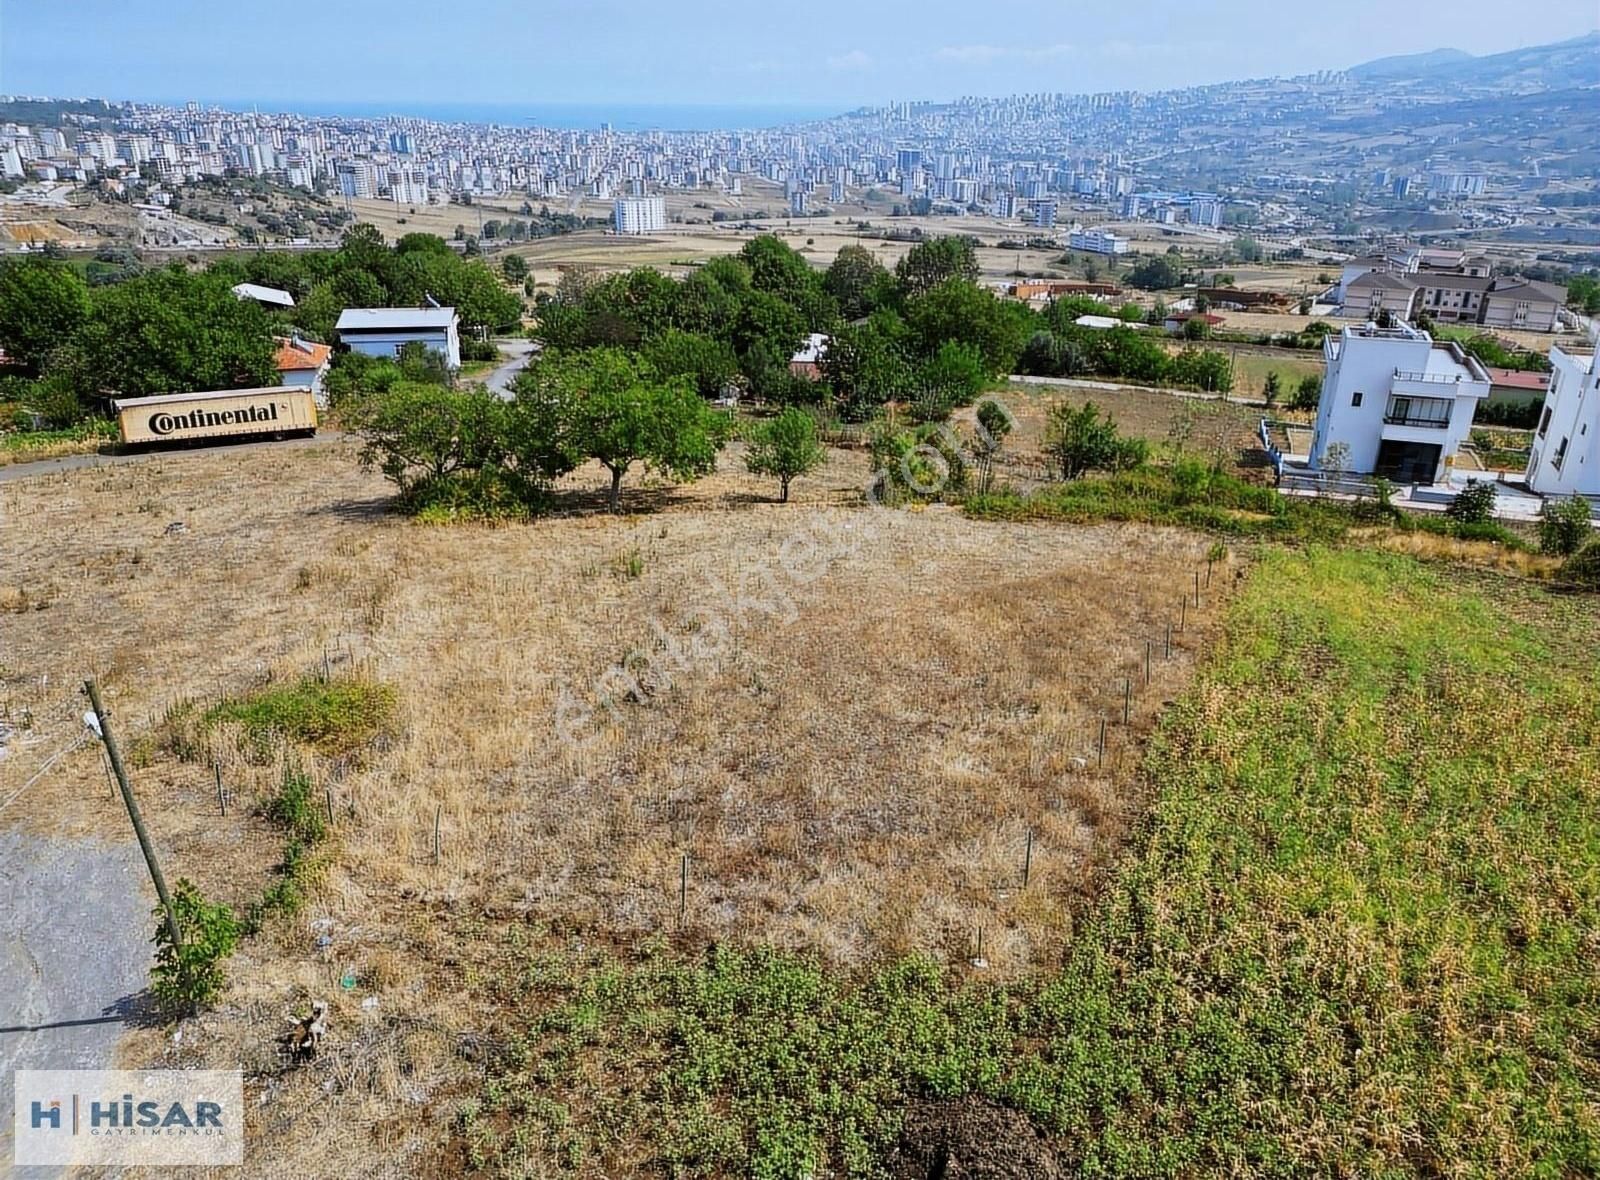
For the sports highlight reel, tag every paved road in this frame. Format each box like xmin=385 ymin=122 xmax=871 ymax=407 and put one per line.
xmin=484 ymin=337 xmax=539 ymax=399
xmin=0 ymin=831 xmax=152 ymax=1174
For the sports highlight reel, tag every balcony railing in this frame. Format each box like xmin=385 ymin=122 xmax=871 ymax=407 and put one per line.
xmin=1392 ymin=369 xmax=1462 ymax=384
xmin=1383 ymin=413 xmax=1451 ymax=428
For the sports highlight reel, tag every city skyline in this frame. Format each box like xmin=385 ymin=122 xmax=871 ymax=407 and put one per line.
xmin=3 ymin=0 xmax=1597 ymax=109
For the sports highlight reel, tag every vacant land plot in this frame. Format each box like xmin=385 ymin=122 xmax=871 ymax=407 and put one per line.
xmin=971 ymin=382 xmax=1269 ymax=484
xmin=454 ymin=547 xmax=1600 ymax=1178
xmin=0 ymin=439 xmax=1224 ymax=1175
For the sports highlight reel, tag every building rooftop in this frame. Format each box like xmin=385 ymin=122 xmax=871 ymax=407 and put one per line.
xmin=273 ymin=336 xmax=333 ymax=372
xmin=335 ymin=307 xmax=457 ymax=331
xmin=232 ymin=282 xmax=295 ymax=308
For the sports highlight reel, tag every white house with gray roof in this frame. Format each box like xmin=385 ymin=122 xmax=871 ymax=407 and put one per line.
xmin=335 ymin=307 xmax=461 ymax=370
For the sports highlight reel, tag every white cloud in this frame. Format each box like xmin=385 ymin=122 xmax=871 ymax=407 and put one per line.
xmin=936 ymin=43 xmax=1076 ymax=64
xmin=826 ymin=49 xmax=873 ymax=71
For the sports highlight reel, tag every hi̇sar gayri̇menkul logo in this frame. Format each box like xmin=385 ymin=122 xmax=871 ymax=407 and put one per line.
xmin=12 ymin=1070 xmax=244 ymax=1166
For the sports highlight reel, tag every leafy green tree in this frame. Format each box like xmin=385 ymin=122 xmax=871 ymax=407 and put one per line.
xmin=745 ymin=407 xmax=826 ymax=502
xmin=911 ymin=340 xmax=988 ymax=420
xmin=1446 ymin=481 xmax=1498 ymax=524
xmin=0 ymin=258 xmax=90 ymax=374
xmin=740 ymin=235 xmax=818 ymax=308
xmin=533 ymin=349 xmax=730 ymax=511
xmin=895 ymin=235 xmax=979 ymax=296
xmin=1169 ymin=348 xmax=1233 ymax=393
xmin=1232 ymin=236 xmax=1264 ymax=263
xmin=1538 ymin=496 xmax=1594 ymax=556
xmin=973 ymin=398 xmax=1014 ymax=494
xmin=1126 ymin=255 xmax=1183 ymax=291
xmin=1043 ymin=400 xmax=1146 ymax=479
xmin=1183 ymin=316 xmax=1211 ymax=340
xmin=352 ymin=380 xmax=518 ymax=498
xmin=644 ymin=329 xmax=739 ymax=398
xmin=823 ymin=244 xmax=893 ymax=320
xmin=502 ymin=254 xmax=529 ymax=282
xmin=1018 ymin=331 xmax=1085 ymax=378
xmin=1263 ymin=371 xmax=1283 ymax=404
xmin=78 ymin=268 xmax=278 ymax=399
xmin=1292 ymin=373 xmax=1322 ymax=410
xmin=819 ymin=322 xmax=911 ymax=421
xmin=905 ymin=280 xmax=1032 ymax=376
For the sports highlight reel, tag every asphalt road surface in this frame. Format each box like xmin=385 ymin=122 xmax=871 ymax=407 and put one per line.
xmin=0 ymin=831 xmax=152 ymax=1175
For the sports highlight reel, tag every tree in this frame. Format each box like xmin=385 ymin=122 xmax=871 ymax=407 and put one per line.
xmin=1292 ymin=373 xmax=1322 ymax=410
xmin=1232 ymin=236 xmax=1264 ymax=263
xmin=1447 ymin=480 xmax=1497 ymax=524
xmin=0 ymin=258 xmax=91 ymax=374
xmin=1263 ymin=372 xmax=1283 ymax=405
xmin=911 ymin=340 xmax=989 ymax=420
xmin=820 ymin=321 xmax=912 ymax=421
xmin=643 ymin=329 xmax=739 ymax=398
xmin=823 ymin=244 xmax=892 ymax=320
xmin=745 ymin=407 xmax=825 ymax=502
xmin=1183 ymin=316 xmax=1211 ymax=340
xmin=895 ymin=235 xmax=979 ymax=296
xmin=1126 ymin=255 xmax=1182 ymax=291
xmin=150 ymin=879 xmax=240 ymax=1015
xmin=1538 ymin=496 xmax=1593 ymax=556
xmin=905 ymin=279 xmax=1032 ymax=376
xmin=502 ymin=254 xmax=529 ymax=282
xmin=534 ymin=349 xmax=729 ymax=511
xmin=972 ymin=398 xmax=1014 ymax=494
xmin=78 ymin=268 xmax=278 ymax=399
xmin=1043 ymin=400 xmax=1145 ymax=480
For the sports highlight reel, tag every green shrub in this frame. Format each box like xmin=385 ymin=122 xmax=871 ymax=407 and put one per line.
xmin=1445 ymin=480 xmax=1497 ymax=524
xmin=1539 ymin=495 xmax=1595 ymax=556
xmin=1562 ymin=537 xmax=1600 ymax=588
xmin=206 ymin=676 xmax=396 ymax=755
xmin=869 ymin=422 xmax=967 ymax=505
xmin=263 ymin=761 xmax=327 ymax=844
xmin=150 ymin=879 xmax=240 ymax=1014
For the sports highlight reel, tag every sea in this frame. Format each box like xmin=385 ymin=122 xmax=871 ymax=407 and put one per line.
xmin=183 ymin=100 xmax=848 ymax=132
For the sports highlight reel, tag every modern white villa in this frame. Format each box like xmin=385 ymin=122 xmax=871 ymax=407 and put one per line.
xmin=1526 ymin=346 xmax=1599 ymax=500
xmin=1308 ymin=323 xmax=1491 ymax=484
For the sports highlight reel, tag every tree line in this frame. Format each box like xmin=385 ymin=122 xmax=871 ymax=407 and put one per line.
xmin=0 ymin=224 xmax=523 ymax=427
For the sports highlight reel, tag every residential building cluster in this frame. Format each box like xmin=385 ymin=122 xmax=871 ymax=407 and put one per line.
xmin=1337 ymin=247 xmax=1571 ymax=333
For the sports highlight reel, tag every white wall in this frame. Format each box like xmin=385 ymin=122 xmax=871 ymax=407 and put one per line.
xmin=1310 ymin=329 xmax=1485 ymax=482
xmin=341 ymin=325 xmax=461 ymax=371
xmin=1527 ymin=348 xmax=1600 ymax=497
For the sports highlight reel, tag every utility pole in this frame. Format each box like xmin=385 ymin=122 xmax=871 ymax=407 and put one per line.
xmin=83 ymin=680 xmax=184 ymax=970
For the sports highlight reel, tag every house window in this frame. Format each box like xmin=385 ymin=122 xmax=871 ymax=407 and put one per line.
xmin=1352 ymin=391 xmax=1363 ymax=407
xmin=1553 ymin=437 xmax=1569 ymax=471
xmin=1539 ymin=407 xmax=1552 ymax=437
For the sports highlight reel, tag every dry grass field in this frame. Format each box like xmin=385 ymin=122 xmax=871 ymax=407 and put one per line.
xmin=0 ymin=437 xmax=1226 ymax=1176
xmin=967 ymin=382 xmax=1270 ymax=484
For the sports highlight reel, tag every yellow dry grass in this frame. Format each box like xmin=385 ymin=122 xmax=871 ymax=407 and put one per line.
xmin=0 ymin=438 xmax=1228 ymax=1177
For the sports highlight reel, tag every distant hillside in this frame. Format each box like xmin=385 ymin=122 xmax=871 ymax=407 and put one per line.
xmin=1350 ymin=47 xmax=1473 ymax=80
xmin=1350 ymin=32 xmax=1600 ymax=89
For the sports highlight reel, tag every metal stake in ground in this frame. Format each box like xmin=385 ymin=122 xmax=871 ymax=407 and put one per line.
xmin=1194 ymin=570 xmax=1201 ymax=608
xmin=678 ymin=852 xmax=689 ymax=927
xmin=1097 ymin=718 xmax=1106 ymax=768
xmin=1145 ymin=640 xmax=1152 ymax=686
xmin=84 ymin=680 xmax=185 ymax=986
xmin=433 ymin=805 xmax=442 ymax=865
xmin=1123 ymin=679 xmax=1132 ymax=725
xmin=214 ymin=762 xmax=226 ymax=816
xmin=1022 ymin=829 xmax=1034 ymax=889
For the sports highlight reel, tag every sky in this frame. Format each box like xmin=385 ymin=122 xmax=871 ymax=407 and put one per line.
xmin=1 ymin=0 xmax=1596 ymax=111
